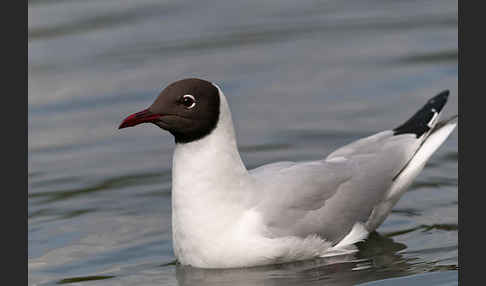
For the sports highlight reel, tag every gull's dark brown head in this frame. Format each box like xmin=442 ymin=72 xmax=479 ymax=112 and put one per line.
xmin=119 ymin=78 xmax=220 ymax=143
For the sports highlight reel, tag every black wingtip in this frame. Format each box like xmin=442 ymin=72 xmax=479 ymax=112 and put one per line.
xmin=427 ymin=90 xmax=449 ymax=110
xmin=393 ymin=90 xmax=450 ymax=138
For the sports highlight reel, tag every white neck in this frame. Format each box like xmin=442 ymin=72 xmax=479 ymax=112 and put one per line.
xmin=171 ymin=85 xmax=250 ymax=195
xmin=170 ymin=86 xmax=255 ymax=264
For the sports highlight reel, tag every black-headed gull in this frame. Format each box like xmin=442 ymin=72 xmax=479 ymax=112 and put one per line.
xmin=119 ymin=78 xmax=457 ymax=268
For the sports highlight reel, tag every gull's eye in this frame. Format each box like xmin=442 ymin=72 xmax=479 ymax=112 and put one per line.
xmin=181 ymin=94 xmax=196 ymax=109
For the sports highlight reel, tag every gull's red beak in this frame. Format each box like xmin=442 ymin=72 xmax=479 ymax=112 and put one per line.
xmin=118 ymin=109 xmax=161 ymax=129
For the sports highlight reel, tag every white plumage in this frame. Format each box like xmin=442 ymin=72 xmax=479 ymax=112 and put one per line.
xmin=169 ymin=84 xmax=457 ymax=268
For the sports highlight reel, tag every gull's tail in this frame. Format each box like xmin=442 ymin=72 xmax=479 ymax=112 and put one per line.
xmin=365 ymin=91 xmax=458 ymax=231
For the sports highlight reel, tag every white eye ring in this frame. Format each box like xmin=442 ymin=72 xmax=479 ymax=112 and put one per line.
xmin=181 ymin=94 xmax=196 ymax=109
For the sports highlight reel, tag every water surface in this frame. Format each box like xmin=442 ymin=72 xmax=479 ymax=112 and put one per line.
xmin=28 ymin=0 xmax=458 ymax=285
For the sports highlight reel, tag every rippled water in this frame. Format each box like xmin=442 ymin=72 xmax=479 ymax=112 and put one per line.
xmin=28 ymin=0 xmax=458 ymax=285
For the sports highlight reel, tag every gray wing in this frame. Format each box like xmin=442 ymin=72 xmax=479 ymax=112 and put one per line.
xmin=250 ymin=130 xmax=421 ymax=243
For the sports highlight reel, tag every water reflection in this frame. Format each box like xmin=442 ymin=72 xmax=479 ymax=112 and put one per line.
xmin=46 ymin=230 xmax=456 ymax=285
xmin=174 ymin=233 xmax=416 ymax=286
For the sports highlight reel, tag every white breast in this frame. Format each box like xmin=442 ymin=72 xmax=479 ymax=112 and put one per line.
xmin=170 ymin=87 xmax=336 ymax=268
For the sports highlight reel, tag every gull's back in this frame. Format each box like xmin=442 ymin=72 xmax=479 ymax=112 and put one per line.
xmin=250 ymin=91 xmax=457 ymax=245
